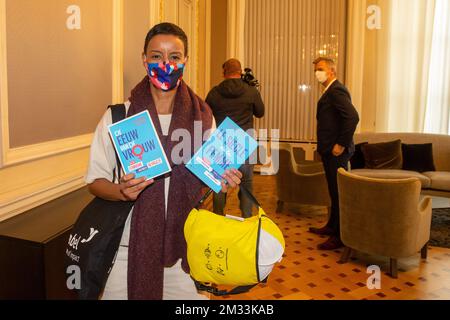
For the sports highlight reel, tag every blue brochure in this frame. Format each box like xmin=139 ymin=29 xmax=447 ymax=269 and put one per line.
xmin=107 ymin=110 xmax=171 ymax=180
xmin=186 ymin=117 xmax=258 ymax=193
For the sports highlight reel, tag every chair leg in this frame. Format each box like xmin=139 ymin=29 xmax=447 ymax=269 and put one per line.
xmin=276 ymin=200 xmax=284 ymax=213
xmin=421 ymin=242 xmax=428 ymax=260
xmin=339 ymin=247 xmax=352 ymax=264
xmin=390 ymin=258 xmax=398 ymax=279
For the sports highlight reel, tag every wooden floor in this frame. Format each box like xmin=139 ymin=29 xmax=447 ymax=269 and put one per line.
xmin=208 ymin=174 xmax=450 ymax=300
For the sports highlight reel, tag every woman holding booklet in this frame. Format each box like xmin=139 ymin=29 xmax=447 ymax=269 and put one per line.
xmin=85 ymin=22 xmax=242 ymax=300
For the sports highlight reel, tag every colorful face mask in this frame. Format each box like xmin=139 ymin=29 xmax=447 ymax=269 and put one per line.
xmin=146 ymin=61 xmax=185 ymax=91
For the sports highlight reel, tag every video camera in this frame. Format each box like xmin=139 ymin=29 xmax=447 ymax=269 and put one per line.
xmin=241 ymin=68 xmax=260 ymax=88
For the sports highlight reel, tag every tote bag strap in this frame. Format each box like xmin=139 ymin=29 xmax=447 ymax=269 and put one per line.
xmin=108 ymin=104 xmax=126 ymax=183
xmin=196 ymin=184 xmax=261 ymax=211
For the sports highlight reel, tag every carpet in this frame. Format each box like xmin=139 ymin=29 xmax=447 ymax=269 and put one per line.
xmin=430 ymin=207 xmax=450 ymax=248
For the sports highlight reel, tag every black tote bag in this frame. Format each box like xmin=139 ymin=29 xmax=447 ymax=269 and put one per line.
xmin=64 ymin=104 xmax=134 ymax=300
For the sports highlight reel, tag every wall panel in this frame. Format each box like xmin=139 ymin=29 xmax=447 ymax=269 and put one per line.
xmin=0 ymin=0 xmax=121 ymax=221
xmin=6 ymin=0 xmax=113 ymax=148
xmin=0 ymin=0 xmax=211 ymax=222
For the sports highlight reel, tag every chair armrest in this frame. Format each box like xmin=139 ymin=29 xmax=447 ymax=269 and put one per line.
xmin=417 ymin=196 xmax=432 ymax=246
xmin=284 ymin=170 xmax=330 ymax=206
xmin=293 ymin=162 xmax=324 ymax=175
xmin=418 ymin=196 xmax=432 ymax=214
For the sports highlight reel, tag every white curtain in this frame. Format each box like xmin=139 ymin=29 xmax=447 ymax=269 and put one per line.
xmin=347 ymin=0 xmax=450 ymax=134
xmin=385 ymin=0 xmax=436 ymax=132
xmin=424 ymin=0 xmax=450 ymax=135
xmin=386 ymin=0 xmax=450 ymax=134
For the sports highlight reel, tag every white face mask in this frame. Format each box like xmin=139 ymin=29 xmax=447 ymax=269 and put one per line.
xmin=315 ymin=71 xmax=328 ymax=84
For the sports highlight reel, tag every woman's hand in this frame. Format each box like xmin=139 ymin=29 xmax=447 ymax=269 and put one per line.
xmin=220 ymin=169 xmax=243 ymax=193
xmin=119 ymin=173 xmax=154 ymax=201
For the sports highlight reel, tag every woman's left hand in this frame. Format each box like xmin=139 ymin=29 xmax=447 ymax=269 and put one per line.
xmin=221 ymin=169 xmax=243 ymax=193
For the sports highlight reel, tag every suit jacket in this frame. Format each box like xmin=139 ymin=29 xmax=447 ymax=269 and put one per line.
xmin=316 ymin=80 xmax=360 ymax=156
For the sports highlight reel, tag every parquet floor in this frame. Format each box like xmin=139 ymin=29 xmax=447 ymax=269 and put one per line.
xmin=208 ymin=174 xmax=450 ymax=300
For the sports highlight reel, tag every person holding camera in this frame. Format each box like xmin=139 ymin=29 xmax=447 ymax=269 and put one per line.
xmin=205 ymin=58 xmax=265 ymax=218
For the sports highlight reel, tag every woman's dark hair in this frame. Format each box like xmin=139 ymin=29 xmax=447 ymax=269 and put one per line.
xmin=144 ymin=22 xmax=188 ymax=56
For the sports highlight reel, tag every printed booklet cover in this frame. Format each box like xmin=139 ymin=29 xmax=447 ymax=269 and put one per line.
xmin=107 ymin=110 xmax=171 ymax=180
xmin=186 ymin=117 xmax=258 ymax=193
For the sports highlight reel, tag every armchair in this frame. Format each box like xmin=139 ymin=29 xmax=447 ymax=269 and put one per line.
xmin=275 ymin=145 xmax=331 ymax=213
xmin=337 ymin=168 xmax=432 ymax=278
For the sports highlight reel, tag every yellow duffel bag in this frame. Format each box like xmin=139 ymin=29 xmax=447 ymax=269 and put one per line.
xmin=184 ymin=187 xmax=285 ymax=296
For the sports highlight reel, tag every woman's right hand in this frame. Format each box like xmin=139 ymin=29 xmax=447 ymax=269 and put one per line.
xmin=119 ymin=173 xmax=154 ymax=201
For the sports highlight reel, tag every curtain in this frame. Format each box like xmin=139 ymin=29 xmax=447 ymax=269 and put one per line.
xmin=424 ymin=0 xmax=450 ymax=134
xmin=386 ymin=0 xmax=436 ymax=132
xmin=345 ymin=0 xmax=366 ymax=131
xmin=244 ymin=0 xmax=347 ymax=142
xmin=347 ymin=0 xmax=450 ymax=134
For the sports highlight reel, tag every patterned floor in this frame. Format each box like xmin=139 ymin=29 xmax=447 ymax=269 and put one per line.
xmin=205 ymin=174 xmax=450 ymax=300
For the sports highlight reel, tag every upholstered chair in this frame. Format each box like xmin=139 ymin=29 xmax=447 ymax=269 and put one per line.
xmin=275 ymin=145 xmax=331 ymax=213
xmin=337 ymin=168 xmax=432 ymax=278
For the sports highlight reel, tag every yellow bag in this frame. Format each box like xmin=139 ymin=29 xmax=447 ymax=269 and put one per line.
xmin=184 ymin=188 xmax=285 ymax=296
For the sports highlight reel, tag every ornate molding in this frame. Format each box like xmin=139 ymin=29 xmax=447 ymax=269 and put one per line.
xmin=0 ymin=175 xmax=86 ymax=222
xmin=148 ymin=0 xmax=162 ymax=28
xmin=203 ymin=0 xmax=211 ymax=96
xmin=3 ymin=134 xmax=93 ymax=166
xmin=112 ymin=0 xmax=124 ymax=104
xmin=0 ymin=0 xmax=9 ymax=167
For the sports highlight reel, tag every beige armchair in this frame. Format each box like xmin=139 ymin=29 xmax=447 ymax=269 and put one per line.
xmin=275 ymin=145 xmax=331 ymax=213
xmin=337 ymin=168 xmax=432 ymax=278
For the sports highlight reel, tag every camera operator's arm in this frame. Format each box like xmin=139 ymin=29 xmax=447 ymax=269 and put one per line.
xmin=253 ymin=89 xmax=265 ymax=118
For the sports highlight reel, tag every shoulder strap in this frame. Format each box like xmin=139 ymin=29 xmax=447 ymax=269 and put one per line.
xmin=108 ymin=104 xmax=126 ymax=183
xmin=110 ymin=103 xmax=126 ymax=124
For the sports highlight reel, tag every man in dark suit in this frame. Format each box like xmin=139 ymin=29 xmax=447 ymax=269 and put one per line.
xmin=309 ymin=57 xmax=360 ymax=250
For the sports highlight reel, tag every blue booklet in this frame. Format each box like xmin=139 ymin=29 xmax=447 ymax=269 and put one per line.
xmin=186 ymin=117 xmax=258 ymax=193
xmin=107 ymin=110 xmax=171 ymax=180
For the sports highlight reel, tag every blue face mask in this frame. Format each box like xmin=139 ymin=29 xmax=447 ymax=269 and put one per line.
xmin=146 ymin=62 xmax=185 ymax=91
